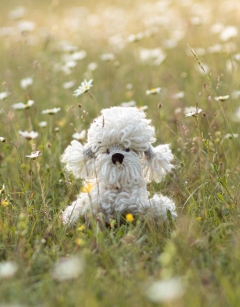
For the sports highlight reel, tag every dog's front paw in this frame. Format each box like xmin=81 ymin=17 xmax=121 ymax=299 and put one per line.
xmin=150 ymin=194 xmax=177 ymax=219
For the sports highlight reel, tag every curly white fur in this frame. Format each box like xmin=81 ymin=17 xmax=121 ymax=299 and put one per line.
xmin=61 ymin=106 xmax=176 ymax=225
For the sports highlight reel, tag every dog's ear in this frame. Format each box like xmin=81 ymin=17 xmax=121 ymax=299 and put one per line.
xmin=143 ymin=144 xmax=174 ymax=183
xmin=61 ymin=140 xmax=95 ymax=179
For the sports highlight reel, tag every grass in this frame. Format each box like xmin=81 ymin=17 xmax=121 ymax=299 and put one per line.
xmin=0 ymin=0 xmax=240 ymax=306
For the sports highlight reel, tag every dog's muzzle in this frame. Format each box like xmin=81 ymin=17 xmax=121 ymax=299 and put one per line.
xmin=112 ymin=153 xmax=124 ymax=164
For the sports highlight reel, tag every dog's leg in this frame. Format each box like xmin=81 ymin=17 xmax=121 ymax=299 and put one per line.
xmin=147 ymin=194 xmax=177 ymax=219
xmin=62 ymin=190 xmax=99 ymax=225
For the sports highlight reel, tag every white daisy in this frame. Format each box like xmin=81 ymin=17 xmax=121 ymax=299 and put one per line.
xmin=17 ymin=21 xmax=35 ymax=32
xmin=63 ymin=80 xmax=75 ymax=89
xmin=0 ymin=137 xmax=6 ymax=142
xmin=0 ymin=261 xmax=18 ymax=279
xmin=173 ymin=91 xmax=185 ymax=99
xmin=87 ymin=62 xmax=98 ymax=71
xmin=52 ymin=256 xmax=84 ymax=281
xmin=184 ymin=106 xmax=203 ymax=117
xmin=219 ymin=26 xmax=238 ymax=41
xmin=25 ymin=151 xmax=42 ymax=159
xmin=38 ymin=121 xmax=48 ymax=128
xmin=100 ymin=53 xmax=115 ymax=61
xmin=73 ymin=79 xmax=93 ymax=96
xmin=121 ymin=101 xmax=136 ymax=107
xmin=146 ymin=277 xmax=184 ymax=303
xmin=72 ymin=130 xmax=86 ymax=140
xmin=146 ymin=87 xmax=161 ymax=95
xmin=42 ymin=107 xmax=61 ymax=115
xmin=71 ymin=50 xmax=87 ymax=61
xmin=9 ymin=6 xmax=26 ymax=20
xmin=20 ymin=77 xmax=33 ymax=89
xmin=19 ymin=130 xmax=39 ymax=140
xmin=214 ymin=95 xmax=229 ymax=102
xmin=138 ymin=105 xmax=148 ymax=111
xmin=0 ymin=92 xmax=9 ymax=100
xmin=12 ymin=100 xmax=35 ymax=110
xmin=224 ymin=133 xmax=238 ymax=139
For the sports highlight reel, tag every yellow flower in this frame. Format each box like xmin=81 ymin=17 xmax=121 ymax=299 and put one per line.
xmin=110 ymin=219 xmax=116 ymax=228
xmin=75 ymin=238 xmax=84 ymax=246
xmin=81 ymin=182 xmax=93 ymax=193
xmin=1 ymin=199 xmax=9 ymax=207
xmin=126 ymin=213 xmax=134 ymax=222
xmin=77 ymin=225 xmax=85 ymax=232
xmin=196 ymin=217 xmax=202 ymax=221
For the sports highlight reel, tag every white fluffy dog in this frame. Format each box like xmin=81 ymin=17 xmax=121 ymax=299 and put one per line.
xmin=61 ymin=106 xmax=176 ymax=225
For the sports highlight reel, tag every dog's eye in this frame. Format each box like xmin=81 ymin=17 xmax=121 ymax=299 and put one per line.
xmin=125 ymin=148 xmax=130 ymax=152
xmin=106 ymin=149 xmax=110 ymax=154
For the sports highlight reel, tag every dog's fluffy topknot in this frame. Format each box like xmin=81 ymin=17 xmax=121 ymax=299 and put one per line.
xmin=87 ymin=107 xmax=156 ymax=153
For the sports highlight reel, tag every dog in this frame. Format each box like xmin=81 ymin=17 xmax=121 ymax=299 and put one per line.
xmin=61 ymin=106 xmax=176 ymax=224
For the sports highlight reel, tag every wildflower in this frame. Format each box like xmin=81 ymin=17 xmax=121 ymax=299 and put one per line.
xmin=224 ymin=133 xmax=238 ymax=139
xmin=126 ymin=213 xmax=134 ymax=222
xmin=138 ymin=105 xmax=148 ymax=111
xmin=17 ymin=21 xmax=35 ymax=32
xmin=146 ymin=277 xmax=184 ymax=303
xmin=0 ymin=137 xmax=6 ymax=142
xmin=196 ymin=217 xmax=202 ymax=221
xmin=42 ymin=107 xmax=61 ymax=115
xmin=0 ymin=92 xmax=9 ymax=100
xmin=87 ymin=62 xmax=98 ymax=71
xmin=63 ymin=80 xmax=75 ymax=89
xmin=139 ymin=48 xmax=166 ymax=66
xmin=146 ymin=87 xmax=161 ymax=95
xmin=208 ymin=44 xmax=222 ymax=54
xmin=110 ymin=219 xmax=116 ymax=228
xmin=127 ymin=32 xmax=143 ymax=43
xmin=19 ymin=130 xmax=38 ymax=140
xmin=232 ymin=107 xmax=240 ymax=122
xmin=52 ymin=256 xmax=84 ymax=281
xmin=0 ymin=261 xmax=18 ymax=278
xmin=121 ymin=100 xmax=136 ymax=107
xmin=174 ymin=107 xmax=182 ymax=115
xmin=12 ymin=100 xmax=35 ymax=110
xmin=100 ymin=53 xmax=115 ymax=61
xmin=38 ymin=121 xmax=47 ymax=128
xmin=20 ymin=77 xmax=33 ymax=89
xmin=25 ymin=151 xmax=42 ymax=159
xmin=173 ymin=91 xmax=185 ymax=99
xmin=219 ymin=26 xmax=238 ymax=41
xmin=75 ymin=238 xmax=85 ymax=246
xmin=81 ymin=182 xmax=93 ymax=193
xmin=65 ymin=60 xmax=77 ymax=68
xmin=184 ymin=106 xmax=203 ymax=117
xmin=214 ymin=95 xmax=229 ymax=102
xmin=1 ymin=199 xmax=9 ymax=207
xmin=73 ymin=79 xmax=93 ymax=96
xmin=77 ymin=225 xmax=85 ymax=232
xmin=211 ymin=23 xmax=224 ymax=34
xmin=72 ymin=130 xmax=86 ymax=141
xmin=71 ymin=50 xmax=87 ymax=61
xmin=9 ymin=6 xmax=26 ymax=20
xmin=233 ymin=53 xmax=240 ymax=62
xmin=231 ymin=90 xmax=240 ymax=99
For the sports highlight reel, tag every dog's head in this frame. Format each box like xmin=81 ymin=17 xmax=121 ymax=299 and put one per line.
xmin=62 ymin=107 xmax=174 ymax=188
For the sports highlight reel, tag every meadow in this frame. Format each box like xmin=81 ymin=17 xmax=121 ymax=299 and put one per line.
xmin=0 ymin=0 xmax=240 ymax=306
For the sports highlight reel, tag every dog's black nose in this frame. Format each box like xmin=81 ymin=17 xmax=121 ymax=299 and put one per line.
xmin=112 ymin=153 xmax=124 ymax=164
